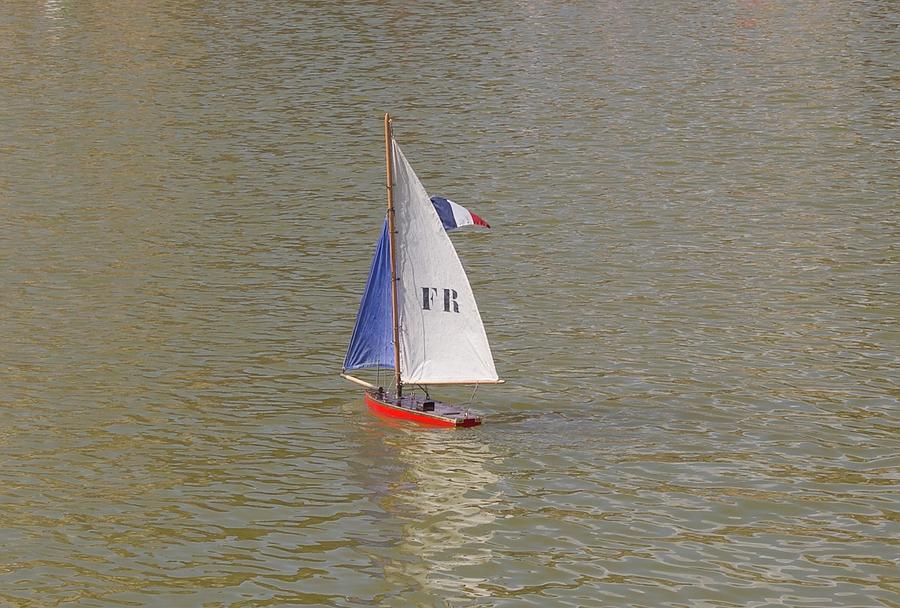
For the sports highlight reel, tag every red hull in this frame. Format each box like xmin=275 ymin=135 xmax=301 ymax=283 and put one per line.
xmin=364 ymin=390 xmax=482 ymax=428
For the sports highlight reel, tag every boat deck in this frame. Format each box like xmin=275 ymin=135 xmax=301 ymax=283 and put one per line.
xmin=364 ymin=389 xmax=482 ymax=427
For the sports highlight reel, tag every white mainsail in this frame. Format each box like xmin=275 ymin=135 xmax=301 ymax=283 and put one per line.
xmin=391 ymin=141 xmax=499 ymax=384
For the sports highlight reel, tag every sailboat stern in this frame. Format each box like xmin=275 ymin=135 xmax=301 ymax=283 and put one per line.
xmin=363 ymin=389 xmax=482 ymax=428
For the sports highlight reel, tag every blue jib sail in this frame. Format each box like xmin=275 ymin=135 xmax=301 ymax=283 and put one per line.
xmin=343 ymin=220 xmax=394 ymax=371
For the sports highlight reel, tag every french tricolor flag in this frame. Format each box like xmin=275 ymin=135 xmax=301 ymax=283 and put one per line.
xmin=430 ymin=196 xmax=491 ymax=231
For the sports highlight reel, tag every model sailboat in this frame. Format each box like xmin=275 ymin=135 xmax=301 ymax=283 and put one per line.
xmin=341 ymin=114 xmax=502 ymax=427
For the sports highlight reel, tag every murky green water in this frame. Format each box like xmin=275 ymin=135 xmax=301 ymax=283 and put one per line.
xmin=1 ymin=1 xmax=897 ymax=606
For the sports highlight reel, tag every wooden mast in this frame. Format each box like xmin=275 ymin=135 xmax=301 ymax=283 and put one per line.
xmin=384 ymin=113 xmax=403 ymax=397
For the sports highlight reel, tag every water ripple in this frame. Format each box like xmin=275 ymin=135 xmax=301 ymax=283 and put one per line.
xmin=1 ymin=1 xmax=897 ymax=606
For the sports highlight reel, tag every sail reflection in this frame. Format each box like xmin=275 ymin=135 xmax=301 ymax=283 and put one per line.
xmin=381 ymin=427 xmax=499 ymax=600
xmin=43 ymin=0 xmax=64 ymax=19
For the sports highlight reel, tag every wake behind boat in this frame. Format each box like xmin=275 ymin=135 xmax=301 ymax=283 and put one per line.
xmin=341 ymin=114 xmax=502 ymax=427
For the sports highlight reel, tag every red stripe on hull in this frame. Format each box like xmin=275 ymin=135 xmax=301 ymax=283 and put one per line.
xmin=364 ymin=391 xmax=482 ymax=428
